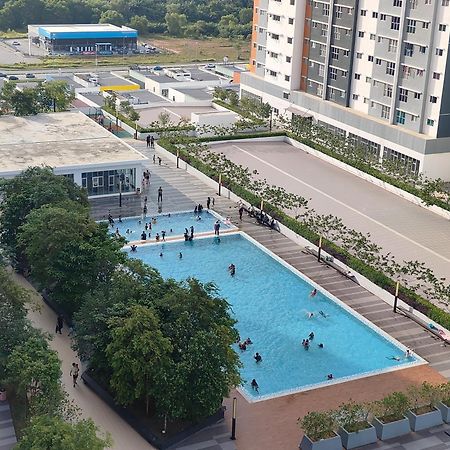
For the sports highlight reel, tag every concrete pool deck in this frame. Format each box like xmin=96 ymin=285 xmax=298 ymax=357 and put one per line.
xmin=113 ymin=138 xmax=450 ymax=449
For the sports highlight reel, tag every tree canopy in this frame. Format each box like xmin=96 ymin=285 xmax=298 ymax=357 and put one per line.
xmin=0 ymin=0 xmax=253 ymax=38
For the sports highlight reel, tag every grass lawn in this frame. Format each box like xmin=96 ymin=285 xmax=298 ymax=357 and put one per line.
xmin=0 ymin=31 xmax=27 ymax=39
xmin=0 ymin=35 xmax=251 ymax=69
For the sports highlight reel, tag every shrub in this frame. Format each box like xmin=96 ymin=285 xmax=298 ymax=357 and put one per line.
xmin=298 ymin=411 xmax=336 ymax=442
xmin=370 ymin=392 xmax=410 ymax=423
xmin=407 ymin=382 xmax=441 ymax=414
xmin=334 ymin=401 xmax=370 ymax=433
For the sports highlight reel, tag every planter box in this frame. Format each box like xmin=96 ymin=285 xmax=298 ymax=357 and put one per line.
xmin=299 ymin=433 xmax=342 ymax=450
xmin=372 ymin=416 xmax=410 ymax=440
xmin=406 ymin=408 xmax=443 ymax=431
xmin=437 ymin=402 xmax=450 ymax=423
xmin=338 ymin=424 xmax=377 ymax=449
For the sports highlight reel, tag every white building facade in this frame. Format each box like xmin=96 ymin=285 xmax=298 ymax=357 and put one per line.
xmin=243 ymin=0 xmax=450 ymax=179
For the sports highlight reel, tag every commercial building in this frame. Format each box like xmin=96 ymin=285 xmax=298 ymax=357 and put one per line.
xmin=242 ymin=0 xmax=450 ymax=179
xmin=0 ymin=112 xmax=147 ymax=197
xmin=27 ymin=24 xmax=138 ymax=55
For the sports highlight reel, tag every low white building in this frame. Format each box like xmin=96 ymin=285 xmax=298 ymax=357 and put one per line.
xmin=0 ymin=111 xmax=147 ymax=197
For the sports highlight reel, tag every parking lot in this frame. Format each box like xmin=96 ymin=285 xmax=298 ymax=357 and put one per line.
xmin=0 ymin=40 xmax=41 ymax=64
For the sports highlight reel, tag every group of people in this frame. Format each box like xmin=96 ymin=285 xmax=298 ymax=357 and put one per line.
xmin=146 ymin=135 xmax=155 ymax=148
xmin=248 ymin=207 xmax=279 ymax=231
xmin=206 ymin=196 xmax=215 ymax=209
xmin=184 ymin=226 xmax=195 ymax=241
xmin=194 ymin=204 xmax=204 ymax=215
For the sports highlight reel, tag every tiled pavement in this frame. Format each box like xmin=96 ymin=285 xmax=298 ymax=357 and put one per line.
xmin=84 ymin=138 xmax=450 ymax=449
xmin=365 ymin=423 xmax=450 ymax=449
xmin=0 ymin=403 xmax=16 ymax=450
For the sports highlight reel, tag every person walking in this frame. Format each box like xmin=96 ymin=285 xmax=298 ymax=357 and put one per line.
xmin=207 ymin=197 xmax=211 ymax=209
xmin=214 ymin=220 xmax=221 ymax=236
xmin=70 ymin=363 xmax=80 ymax=388
xmin=55 ymin=314 xmax=64 ymax=334
xmin=150 ymin=136 xmax=155 ymax=149
xmin=153 ymin=154 xmax=156 ymax=164
xmin=239 ymin=206 xmax=244 ymax=221
xmin=146 ymin=135 xmax=151 ymax=148
xmin=158 ymin=186 xmax=163 ymax=203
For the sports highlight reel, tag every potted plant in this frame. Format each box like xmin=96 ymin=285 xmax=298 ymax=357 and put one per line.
xmin=298 ymin=411 xmax=342 ymax=450
xmin=335 ymin=401 xmax=377 ymax=449
xmin=370 ymin=392 xmax=411 ymax=440
xmin=437 ymin=382 xmax=450 ymax=423
xmin=406 ymin=382 xmax=443 ymax=431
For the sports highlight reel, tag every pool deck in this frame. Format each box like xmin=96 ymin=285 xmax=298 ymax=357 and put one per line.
xmin=86 ymin=138 xmax=450 ymax=450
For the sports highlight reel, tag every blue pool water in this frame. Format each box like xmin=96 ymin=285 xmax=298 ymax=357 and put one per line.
xmin=128 ymin=233 xmax=417 ymax=399
xmin=107 ymin=211 xmax=232 ymax=241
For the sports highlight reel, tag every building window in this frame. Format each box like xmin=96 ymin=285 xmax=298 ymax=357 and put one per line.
xmin=381 ymin=105 xmax=390 ymax=119
xmin=404 ymin=43 xmax=414 ymax=57
xmin=386 ymin=62 xmax=396 ymax=76
xmin=356 ymin=52 xmax=362 ymax=58
xmin=269 ymin=70 xmax=277 ymax=77
xmin=329 ymin=67 xmax=338 ymax=80
xmin=399 ymin=88 xmax=408 ymax=102
xmin=289 ymin=18 xmax=294 ymax=24
xmin=360 ymin=9 xmax=367 ymax=16
xmin=358 ymin=31 xmax=364 ymax=37
xmin=396 ymin=110 xmax=406 ymax=124
xmin=443 ymin=0 xmax=450 ymax=6
xmin=430 ymin=96 xmax=438 ymax=103
xmin=287 ymin=37 xmax=293 ymax=44
xmin=331 ymin=47 xmax=339 ymax=59
xmin=335 ymin=6 xmax=343 ymax=18
xmin=391 ymin=17 xmax=400 ymax=30
xmin=354 ymin=73 xmax=361 ymax=79
xmin=433 ymin=72 xmax=441 ymax=79
xmin=369 ymin=55 xmax=374 ymax=62
xmin=393 ymin=0 xmax=402 ymax=5
xmin=414 ymin=92 xmax=421 ymax=99
xmin=343 ymin=49 xmax=349 ymax=57
xmin=439 ymin=24 xmax=447 ymax=31
xmin=283 ymin=92 xmax=290 ymax=99
xmin=384 ymin=84 xmax=393 ymax=97
xmin=427 ymin=118 xmax=435 ymax=126
xmin=383 ymin=147 xmax=420 ymax=174
xmin=286 ymin=56 xmax=291 ymax=63
xmin=334 ymin=28 xmax=341 ymax=40
xmin=352 ymin=94 xmax=359 ymax=100
xmin=318 ymin=64 xmax=325 ymax=76
xmin=388 ymin=39 xmax=398 ymax=53
xmin=319 ymin=45 xmax=326 ymax=56
xmin=380 ymin=13 xmax=387 ymax=20
xmin=436 ymin=48 xmax=444 ymax=56
xmin=373 ymin=12 xmax=378 ymax=18
xmin=290 ymin=0 xmax=295 ymax=4
xmin=419 ymin=46 xmax=426 ymax=54
xmin=272 ymin=14 xmax=281 ymax=21
xmin=423 ymin=21 xmax=430 ymax=29
xmin=285 ymin=75 xmax=290 ymax=81
xmin=406 ymin=19 xmax=416 ymax=33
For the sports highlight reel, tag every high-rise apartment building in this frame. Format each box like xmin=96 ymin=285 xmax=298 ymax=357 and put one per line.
xmin=242 ymin=0 xmax=450 ymax=179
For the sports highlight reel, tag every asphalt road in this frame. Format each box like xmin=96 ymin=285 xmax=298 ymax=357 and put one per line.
xmin=210 ymin=140 xmax=450 ymax=284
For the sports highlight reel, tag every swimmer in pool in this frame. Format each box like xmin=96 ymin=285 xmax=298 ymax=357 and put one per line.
xmin=307 ymin=312 xmax=314 ymax=319
xmin=310 ymin=288 xmax=317 ymax=298
xmin=179 ymin=252 xmax=182 ymax=259
xmin=319 ymin=310 xmax=328 ymax=318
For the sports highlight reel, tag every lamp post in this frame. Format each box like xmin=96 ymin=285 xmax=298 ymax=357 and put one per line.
xmin=230 ymin=397 xmax=237 ymax=440
xmin=218 ymin=173 xmax=222 ymax=196
xmin=317 ymin=235 xmax=323 ymax=262
xmin=393 ymin=280 xmax=400 ymax=313
xmin=176 ymin=149 xmax=180 ymax=169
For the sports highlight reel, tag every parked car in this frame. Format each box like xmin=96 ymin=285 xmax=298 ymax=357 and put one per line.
xmin=153 ymin=66 xmax=163 ymax=71
xmin=12 ymin=41 xmax=20 ymax=46
xmin=205 ymin=63 xmax=216 ymax=69
xmin=25 ymin=73 xmax=35 ymax=78
xmin=0 ymin=72 xmax=6 ymax=78
xmin=8 ymin=75 xmax=19 ymax=80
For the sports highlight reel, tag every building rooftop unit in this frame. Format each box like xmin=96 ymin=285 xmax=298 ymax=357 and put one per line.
xmin=0 ymin=112 xmax=146 ymax=175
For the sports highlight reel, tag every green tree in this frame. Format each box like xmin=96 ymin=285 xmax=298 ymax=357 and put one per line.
xmin=6 ymin=334 xmax=61 ymax=416
xmin=0 ymin=167 xmax=87 ymax=270
xmin=107 ymin=305 xmax=172 ymax=411
xmin=129 ymin=15 xmax=149 ymax=34
xmin=239 ymin=7 xmax=253 ymax=24
xmin=39 ymin=80 xmax=75 ymax=112
xmin=227 ymin=90 xmax=239 ymax=107
xmin=99 ymin=9 xmax=125 ymax=26
xmin=165 ymin=12 xmax=187 ymax=36
xmin=18 ymin=203 xmax=125 ymax=316
xmin=15 ymin=415 xmax=111 ymax=450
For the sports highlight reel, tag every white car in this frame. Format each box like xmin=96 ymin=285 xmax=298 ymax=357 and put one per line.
xmin=204 ymin=63 xmax=216 ymax=69
xmin=12 ymin=41 xmax=20 ymax=46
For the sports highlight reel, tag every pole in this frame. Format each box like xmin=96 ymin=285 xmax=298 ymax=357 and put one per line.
xmin=176 ymin=149 xmax=180 ymax=169
xmin=218 ymin=173 xmax=222 ymax=196
xmin=260 ymin=199 xmax=264 ymax=211
xmin=119 ymin=179 xmax=122 ymax=208
xmin=317 ymin=235 xmax=322 ymax=262
xmin=230 ymin=397 xmax=237 ymax=440
xmin=393 ymin=281 xmax=400 ymax=313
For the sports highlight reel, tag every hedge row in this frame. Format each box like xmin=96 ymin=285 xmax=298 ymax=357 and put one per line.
xmin=103 ymin=106 xmax=194 ymax=133
xmin=197 ymin=131 xmax=286 ymax=143
xmin=159 ymin=138 xmax=450 ymax=331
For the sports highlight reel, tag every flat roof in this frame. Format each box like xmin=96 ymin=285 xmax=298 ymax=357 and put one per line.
xmin=119 ymin=90 xmax=168 ymax=104
xmin=0 ymin=112 xmax=146 ymax=174
xmin=35 ymin=24 xmax=137 ymax=39
xmin=145 ymin=74 xmax=180 ymax=84
xmin=175 ymin=87 xmax=213 ymax=101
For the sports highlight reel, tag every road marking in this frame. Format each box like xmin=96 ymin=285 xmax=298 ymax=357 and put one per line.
xmin=231 ymin=144 xmax=450 ymax=265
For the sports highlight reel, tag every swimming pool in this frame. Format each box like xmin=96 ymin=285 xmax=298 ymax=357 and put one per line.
xmin=128 ymin=233 xmax=422 ymax=401
xmin=106 ymin=210 xmax=233 ymax=241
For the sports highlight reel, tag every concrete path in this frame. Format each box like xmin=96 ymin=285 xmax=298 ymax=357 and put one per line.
xmin=0 ymin=402 xmax=16 ymax=450
xmin=209 ymin=140 xmax=450 ymax=284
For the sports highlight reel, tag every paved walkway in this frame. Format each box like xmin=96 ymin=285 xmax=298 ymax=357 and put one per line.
xmin=0 ymin=402 xmax=16 ymax=450
xmin=209 ymin=140 xmax=450 ymax=286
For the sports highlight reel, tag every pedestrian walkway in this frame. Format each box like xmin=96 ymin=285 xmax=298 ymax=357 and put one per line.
xmin=0 ymin=402 xmax=16 ymax=450
xmin=12 ymin=271 xmax=155 ymax=450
